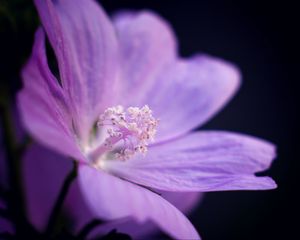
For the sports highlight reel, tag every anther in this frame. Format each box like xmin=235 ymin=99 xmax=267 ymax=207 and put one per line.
xmin=90 ymin=105 xmax=158 ymax=162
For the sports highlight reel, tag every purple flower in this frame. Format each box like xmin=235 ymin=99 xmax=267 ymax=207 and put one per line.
xmin=0 ymin=126 xmax=202 ymax=238
xmin=17 ymin=0 xmax=277 ymax=239
xmin=21 ymin=143 xmax=203 ymax=239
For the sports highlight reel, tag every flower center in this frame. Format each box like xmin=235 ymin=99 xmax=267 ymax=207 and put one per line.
xmin=89 ymin=105 xmax=158 ymax=164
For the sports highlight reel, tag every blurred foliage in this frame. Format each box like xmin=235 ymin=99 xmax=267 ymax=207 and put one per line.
xmin=0 ymin=0 xmax=38 ymax=94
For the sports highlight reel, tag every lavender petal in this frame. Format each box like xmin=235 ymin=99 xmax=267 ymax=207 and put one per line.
xmin=104 ymin=131 xmax=277 ymax=191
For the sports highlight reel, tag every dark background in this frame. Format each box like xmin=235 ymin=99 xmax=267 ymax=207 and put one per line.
xmin=0 ymin=0 xmax=299 ymax=239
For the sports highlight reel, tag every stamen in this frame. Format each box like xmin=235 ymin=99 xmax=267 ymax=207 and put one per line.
xmin=90 ymin=105 xmax=158 ymax=162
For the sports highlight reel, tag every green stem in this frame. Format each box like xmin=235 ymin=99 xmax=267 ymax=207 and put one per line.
xmin=77 ymin=219 xmax=103 ymax=239
xmin=46 ymin=161 xmax=78 ymax=237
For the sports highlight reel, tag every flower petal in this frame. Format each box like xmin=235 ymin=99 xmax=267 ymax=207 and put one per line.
xmin=22 ymin=144 xmax=73 ymax=231
xmin=18 ymin=143 xmax=203 ymax=238
xmin=65 ymin=174 xmax=202 ymax=239
xmin=79 ymin=165 xmax=200 ymax=239
xmin=143 ymin=55 xmax=241 ymax=142
xmin=68 ymin=190 xmax=202 ymax=239
xmin=34 ymin=0 xmax=120 ymax=140
xmin=113 ymin=11 xmax=177 ymax=104
xmin=104 ymin=191 xmax=202 ymax=239
xmin=18 ymin=28 xmax=83 ymax=160
xmin=104 ymin=131 xmax=277 ymax=192
xmin=113 ymin=11 xmax=240 ymax=142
